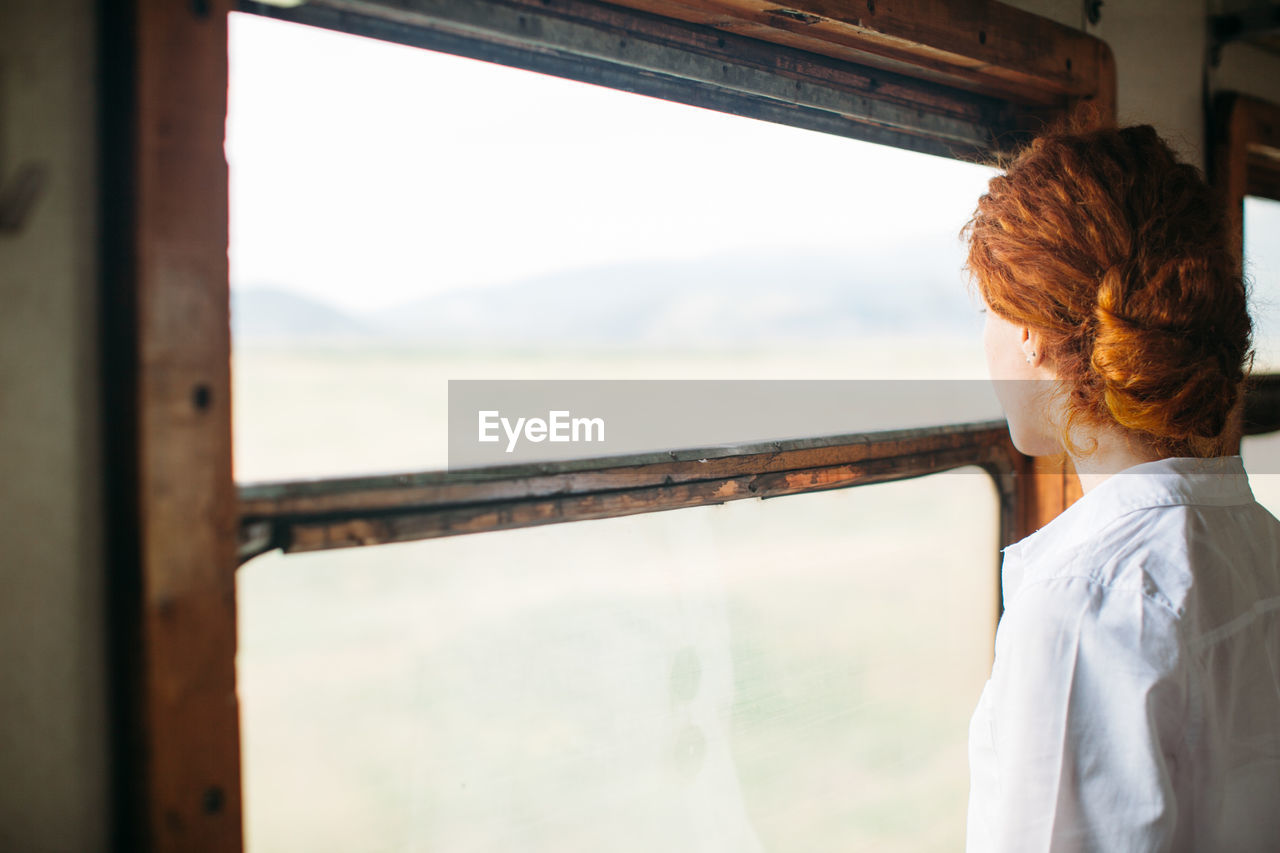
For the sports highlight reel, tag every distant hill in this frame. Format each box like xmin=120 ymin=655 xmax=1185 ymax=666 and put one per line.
xmin=231 ymin=287 xmax=377 ymax=343
xmin=233 ymin=248 xmax=979 ymax=346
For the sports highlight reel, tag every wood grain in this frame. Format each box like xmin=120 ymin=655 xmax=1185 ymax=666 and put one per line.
xmin=130 ymin=0 xmax=242 ymax=849
xmin=238 ymin=423 xmax=1022 ymax=559
xmin=583 ymin=0 xmax=1114 ymax=110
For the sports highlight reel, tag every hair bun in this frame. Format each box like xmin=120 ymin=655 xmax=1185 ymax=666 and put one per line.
xmin=1090 ymin=280 xmax=1241 ymax=446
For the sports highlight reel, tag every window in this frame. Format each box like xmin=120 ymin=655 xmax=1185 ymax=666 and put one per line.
xmin=1215 ymin=94 xmax=1280 ymax=512
xmin=112 ymin=1 xmax=1122 ymax=848
xmin=227 ymin=14 xmax=1002 ymax=481
xmin=239 ymin=475 xmax=999 ymax=851
xmin=1239 ymin=193 xmax=1280 ymax=512
xmin=229 ymin=20 xmax=1009 ymax=846
xmin=1243 ymin=196 xmax=1280 ymax=372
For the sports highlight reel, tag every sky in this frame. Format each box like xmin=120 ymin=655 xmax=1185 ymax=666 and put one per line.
xmin=225 ymin=12 xmax=1280 ymax=321
xmin=225 ymin=12 xmax=999 ymax=314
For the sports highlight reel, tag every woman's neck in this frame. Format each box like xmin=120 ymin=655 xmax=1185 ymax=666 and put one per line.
xmin=1068 ymin=427 xmax=1168 ymax=494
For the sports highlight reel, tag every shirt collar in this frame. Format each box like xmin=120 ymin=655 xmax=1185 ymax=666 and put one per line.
xmin=1000 ymin=455 xmax=1255 ymax=602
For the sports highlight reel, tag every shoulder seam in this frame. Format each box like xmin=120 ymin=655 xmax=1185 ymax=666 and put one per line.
xmin=1005 ymin=572 xmax=1182 ymax=620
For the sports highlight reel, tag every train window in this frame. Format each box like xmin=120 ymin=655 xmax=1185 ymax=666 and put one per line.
xmin=1243 ymin=195 xmax=1280 ymax=372
xmin=228 ymin=13 xmax=998 ymax=482
xmin=1240 ymin=194 xmax=1280 ymax=512
xmin=238 ymin=469 xmax=998 ymax=851
xmin=228 ymin=11 xmax=1012 ymax=850
xmin=1217 ymin=94 xmax=1280 ymax=509
xmin=123 ymin=0 xmax=1124 ymax=845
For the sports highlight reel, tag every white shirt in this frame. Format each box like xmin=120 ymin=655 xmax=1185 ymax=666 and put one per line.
xmin=966 ymin=454 xmax=1280 ymax=852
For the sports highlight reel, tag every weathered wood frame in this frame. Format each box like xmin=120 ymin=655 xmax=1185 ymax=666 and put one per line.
xmin=1212 ymin=92 xmax=1280 ymax=265
xmin=110 ymin=1 xmax=1124 ymax=851
xmin=102 ymin=0 xmax=241 ymax=850
xmin=1209 ymin=92 xmax=1280 ymax=456
xmin=242 ymin=0 xmax=1116 ymax=161
xmin=239 ymin=422 xmax=1024 ymax=561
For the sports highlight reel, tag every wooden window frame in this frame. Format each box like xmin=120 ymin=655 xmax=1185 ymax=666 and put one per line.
xmin=1212 ymin=91 xmax=1280 ymax=253
xmin=1209 ymin=92 xmax=1280 ymax=447
xmin=238 ymin=422 xmax=1024 ymax=560
xmin=105 ymin=1 xmax=1141 ymax=850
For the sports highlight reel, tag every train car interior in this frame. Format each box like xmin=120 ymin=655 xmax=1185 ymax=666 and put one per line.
xmin=4 ymin=0 xmax=1280 ymax=851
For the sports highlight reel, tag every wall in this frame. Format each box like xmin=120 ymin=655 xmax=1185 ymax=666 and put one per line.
xmin=1214 ymin=42 xmax=1280 ymax=115
xmin=1005 ymin=0 xmax=1280 ymax=175
xmin=0 ymin=0 xmax=109 ymax=851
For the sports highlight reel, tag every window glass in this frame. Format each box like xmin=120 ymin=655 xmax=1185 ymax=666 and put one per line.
xmin=1244 ymin=195 xmax=1280 ymax=373
xmin=227 ymin=13 xmax=1000 ymax=481
xmin=237 ymin=468 xmax=999 ymax=852
xmin=1240 ymin=195 xmax=1280 ymax=512
xmin=230 ymin=14 xmax=1005 ymax=849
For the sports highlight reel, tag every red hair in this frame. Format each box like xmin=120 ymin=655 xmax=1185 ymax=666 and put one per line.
xmin=961 ymin=109 xmax=1254 ymax=458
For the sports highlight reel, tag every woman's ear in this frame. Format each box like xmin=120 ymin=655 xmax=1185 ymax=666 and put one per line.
xmin=1021 ymin=327 xmax=1047 ymax=368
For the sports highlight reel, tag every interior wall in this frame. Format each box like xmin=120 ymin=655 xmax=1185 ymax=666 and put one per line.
xmin=1214 ymin=43 xmax=1280 ymax=114
xmin=1210 ymin=0 xmax=1280 ymax=111
xmin=1000 ymin=0 xmax=1204 ymax=167
xmin=0 ymin=0 xmax=108 ymax=851
xmin=1093 ymin=0 xmax=1208 ymax=167
xmin=1004 ymin=0 xmax=1280 ymax=175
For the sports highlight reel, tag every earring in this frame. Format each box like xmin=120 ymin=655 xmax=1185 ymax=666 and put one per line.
xmin=1025 ymin=351 xmax=1036 ymax=364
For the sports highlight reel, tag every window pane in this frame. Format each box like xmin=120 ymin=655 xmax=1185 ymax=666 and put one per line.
xmin=237 ymin=469 xmax=998 ymax=852
xmin=1240 ymin=195 xmax=1280 ymax=513
xmin=1243 ymin=431 xmax=1280 ymax=519
xmin=1245 ymin=195 xmax=1280 ymax=373
xmin=227 ymin=13 xmax=999 ymax=481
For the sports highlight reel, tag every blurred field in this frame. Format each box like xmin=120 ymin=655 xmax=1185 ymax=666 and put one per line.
xmin=234 ymin=340 xmax=1005 ymax=853
xmin=237 ymin=470 xmax=1001 ymax=853
xmin=230 ymin=336 xmax=991 ymax=482
xmin=233 ymin=340 xmax=1280 ymax=853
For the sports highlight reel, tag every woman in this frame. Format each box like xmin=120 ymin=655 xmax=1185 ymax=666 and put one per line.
xmin=960 ymin=116 xmax=1280 ymax=850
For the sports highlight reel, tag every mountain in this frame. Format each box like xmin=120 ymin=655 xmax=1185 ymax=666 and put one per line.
xmin=233 ymin=248 xmax=979 ymax=346
xmin=371 ymin=249 xmax=977 ymax=346
xmin=231 ymin=286 xmax=376 ymax=343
